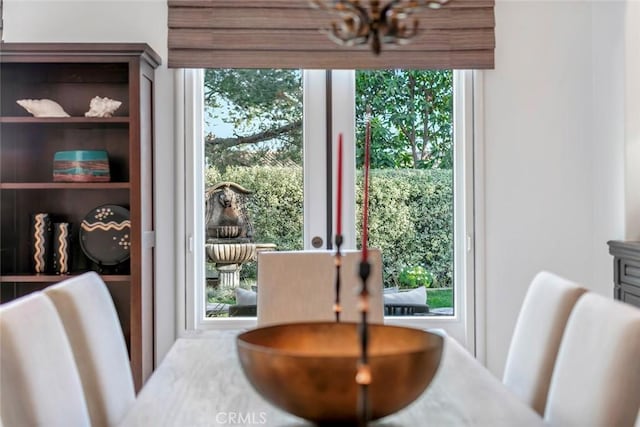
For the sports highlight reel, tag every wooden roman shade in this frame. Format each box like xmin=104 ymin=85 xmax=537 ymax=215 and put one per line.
xmin=168 ymin=0 xmax=494 ymax=69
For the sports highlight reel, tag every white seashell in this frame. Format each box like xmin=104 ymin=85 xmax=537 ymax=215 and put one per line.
xmin=84 ymin=96 xmax=122 ymax=118
xmin=16 ymin=99 xmax=70 ymax=117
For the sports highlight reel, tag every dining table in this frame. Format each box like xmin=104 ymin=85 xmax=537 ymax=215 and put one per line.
xmin=119 ymin=329 xmax=545 ymax=427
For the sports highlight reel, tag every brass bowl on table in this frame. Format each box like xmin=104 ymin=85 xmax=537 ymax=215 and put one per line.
xmin=236 ymin=322 xmax=444 ymax=424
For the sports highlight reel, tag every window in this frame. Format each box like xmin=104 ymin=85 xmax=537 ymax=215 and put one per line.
xmin=355 ymin=70 xmax=455 ymax=317
xmin=180 ymin=69 xmax=477 ymax=349
xmin=202 ymin=69 xmax=304 ymax=318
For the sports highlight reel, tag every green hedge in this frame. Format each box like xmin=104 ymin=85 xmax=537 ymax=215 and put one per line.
xmin=359 ymin=169 xmax=453 ymax=287
xmin=206 ymin=166 xmax=453 ymax=287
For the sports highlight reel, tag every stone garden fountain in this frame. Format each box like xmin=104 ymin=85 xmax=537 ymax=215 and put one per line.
xmin=205 ymin=182 xmax=275 ymax=289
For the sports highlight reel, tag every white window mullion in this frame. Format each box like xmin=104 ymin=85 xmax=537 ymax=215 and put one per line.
xmin=454 ymin=69 xmax=476 ymax=353
xmin=331 ymin=70 xmax=357 ymax=250
xmin=174 ymin=69 xmax=188 ymax=335
xmin=183 ymin=69 xmax=205 ymax=331
xmin=303 ymin=70 xmax=328 ymax=250
xmin=472 ymin=70 xmax=486 ymax=362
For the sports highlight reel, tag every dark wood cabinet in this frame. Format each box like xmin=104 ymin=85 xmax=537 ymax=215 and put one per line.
xmin=0 ymin=43 xmax=160 ymax=389
xmin=607 ymin=240 xmax=640 ymax=309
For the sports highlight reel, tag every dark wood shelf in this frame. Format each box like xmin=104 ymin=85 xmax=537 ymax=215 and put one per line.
xmin=0 ymin=274 xmax=131 ymax=283
xmin=1 ymin=182 xmax=130 ymax=190
xmin=0 ymin=116 xmax=129 ymax=124
xmin=1 ymin=42 xmax=158 ymax=390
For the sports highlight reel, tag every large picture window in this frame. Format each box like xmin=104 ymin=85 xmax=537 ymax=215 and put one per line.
xmin=182 ymin=69 xmax=476 ymax=348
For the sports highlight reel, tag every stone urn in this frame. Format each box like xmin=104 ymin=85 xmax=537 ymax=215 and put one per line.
xmin=204 ymin=182 xmax=277 ymax=289
xmin=206 ymin=242 xmax=276 ymax=289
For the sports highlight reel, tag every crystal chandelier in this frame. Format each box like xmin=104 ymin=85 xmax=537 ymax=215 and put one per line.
xmin=310 ymin=0 xmax=451 ymax=55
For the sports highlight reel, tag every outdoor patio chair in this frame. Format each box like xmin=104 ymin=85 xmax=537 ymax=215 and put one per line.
xmin=383 ymin=286 xmax=430 ymax=316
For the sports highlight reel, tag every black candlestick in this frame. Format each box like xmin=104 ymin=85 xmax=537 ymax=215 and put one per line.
xmin=356 ymin=260 xmax=371 ymax=426
xmin=333 ymin=234 xmax=343 ymax=322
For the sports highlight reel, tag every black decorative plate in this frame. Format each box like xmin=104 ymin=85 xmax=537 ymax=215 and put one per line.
xmin=79 ymin=204 xmax=131 ymax=266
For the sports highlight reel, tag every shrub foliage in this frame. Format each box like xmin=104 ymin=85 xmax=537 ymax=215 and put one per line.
xmin=206 ymin=166 xmax=453 ymax=287
xmin=360 ymin=169 xmax=453 ymax=287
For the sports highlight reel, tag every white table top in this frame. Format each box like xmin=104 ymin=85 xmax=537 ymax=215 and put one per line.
xmin=119 ymin=330 xmax=544 ymax=427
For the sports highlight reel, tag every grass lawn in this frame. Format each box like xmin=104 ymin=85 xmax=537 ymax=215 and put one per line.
xmin=426 ymin=288 xmax=453 ymax=309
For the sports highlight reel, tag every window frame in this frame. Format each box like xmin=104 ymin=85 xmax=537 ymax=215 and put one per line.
xmin=175 ymin=68 xmax=484 ymax=354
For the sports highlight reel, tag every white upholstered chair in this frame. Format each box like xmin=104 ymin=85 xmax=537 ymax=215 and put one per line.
xmin=544 ymin=292 xmax=640 ymax=427
xmin=257 ymin=249 xmax=384 ymax=326
xmin=0 ymin=292 xmax=91 ymax=427
xmin=502 ymin=271 xmax=587 ymax=414
xmin=44 ymin=272 xmax=135 ymax=427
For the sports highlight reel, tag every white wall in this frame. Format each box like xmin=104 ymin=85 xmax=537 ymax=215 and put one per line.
xmin=625 ymin=0 xmax=640 ymax=240
xmin=590 ymin=0 xmax=626 ymax=307
xmin=3 ymin=0 xmax=177 ymax=366
xmin=482 ymin=0 xmax=628 ymax=375
xmin=5 ymin=0 xmax=635 ymax=377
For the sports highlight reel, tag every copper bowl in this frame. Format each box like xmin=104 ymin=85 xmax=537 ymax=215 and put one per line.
xmin=236 ymin=322 xmax=444 ymax=423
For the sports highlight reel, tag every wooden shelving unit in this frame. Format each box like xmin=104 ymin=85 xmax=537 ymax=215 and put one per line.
xmin=1 ymin=183 xmax=131 ymax=189
xmin=0 ymin=274 xmax=131 ymax=283
xmin=0 ymin=43 xmax=160 ymax=390
xmin=0 ymin=116 xmax=130 ymax=124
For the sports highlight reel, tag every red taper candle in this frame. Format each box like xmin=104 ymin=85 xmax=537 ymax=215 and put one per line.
xmin=337 ymin=133 xmax=343 ymax=236
xmin=362 ymin=116 xmax=371 ymax=262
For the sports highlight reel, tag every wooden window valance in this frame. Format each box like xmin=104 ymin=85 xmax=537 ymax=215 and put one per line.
xmin=168 ymin=0 xmax=495 ymax=69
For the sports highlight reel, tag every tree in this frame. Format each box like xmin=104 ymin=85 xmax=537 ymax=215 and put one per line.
xmin=355 ymin=70 xmax=453 ymax=169
xmin=203 ymin=69 xmax=453 ymax=171
xmin=204 ymin=69 xmax=303 ymax=170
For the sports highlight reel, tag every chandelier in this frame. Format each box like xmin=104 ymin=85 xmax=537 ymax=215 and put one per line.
xmin=310 ymin=0 xmax=451 ymax=55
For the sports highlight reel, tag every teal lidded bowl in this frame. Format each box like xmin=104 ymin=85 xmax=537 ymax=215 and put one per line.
xmin=53 ymin=150 xmax=110 ymax=182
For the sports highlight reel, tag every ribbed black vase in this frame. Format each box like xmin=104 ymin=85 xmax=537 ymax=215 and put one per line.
xmin=31 ymin=213 xmax=53 ymax=274
xmin=52 ymin=222 xmax=72 ymax=274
